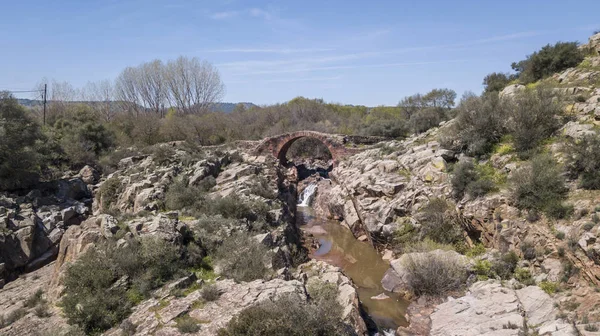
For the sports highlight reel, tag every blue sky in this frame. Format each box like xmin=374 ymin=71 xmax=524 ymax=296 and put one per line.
xmin=1 ymin=0 xmax=599 ymax=106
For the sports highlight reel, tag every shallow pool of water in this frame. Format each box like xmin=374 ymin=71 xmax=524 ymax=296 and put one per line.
xmin=298 ymin=207 xmax=409 ymax=331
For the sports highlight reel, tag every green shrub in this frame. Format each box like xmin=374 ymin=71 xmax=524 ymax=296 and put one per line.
xmin=494 ymin=251 xmax=519 ymax=280
xmin=555 ymin=231 xmax=566 ymax=240
xmin=175 ymin=315 xmax=201 ymax=334
xmin=521 ymin=241 xmax=537 ymax=260
xmin=451 ymin=161 xmax=495 ymax=199
xmin=49 ymin=106 xmax=114 ymax=168
xmin=165 ymin=177 xmax=205 ymax=211
xmin=97 ymin=177 xmax=122 ymax=213
xmin=465 ymin=244 xmax=486 ymax=257
xmin=34 ymin=302 xmax=52 ymax=318
xmin=567 ymin=134 xmax=600 ymax=190
xmin=360 ymin=118 xmax=408 ymax=138
xmin=474 ymin=259 xmax=493 ymax=280
xmin=584 ymin=222 xmax=596 ymax=231
xmin=539 ymin=281 xmax=558 ymax=294
xmin=508 ymin=88 xmax=563 ymax=155
xmin=217 ymin=292 xmax=351 ymax=336
xmin=417 ymin=198 xmax=464 ymax=246
xmin=511 ymin=41 xmax=584 ymax=84
xmin=514 ymin=268 xmax=535 ymax=286
xmin=0 ymin=92 xmax=48 ymax=191
xmin=408 ymin=107 xmax=444 ymax=134
xmin=215 ymin=232 xmax=270 ymax=282
xmin=61 ymin=237 xmax=188 ymax=334
xmin=510 ymin=154 xmax=569 ymax=218
xmin=452 ymin=92 xmax=509 ymax=156
xmin=201 ymin=284 xmax=221 ymax=302
xmin=402 ymin=252 xmax=468 ymax=296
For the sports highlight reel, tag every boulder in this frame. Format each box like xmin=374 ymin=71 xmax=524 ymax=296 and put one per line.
xmin=500 ymin=84 xmax=526 ymax=98
xmin=78 ymin=165 xmax=99 ymax=184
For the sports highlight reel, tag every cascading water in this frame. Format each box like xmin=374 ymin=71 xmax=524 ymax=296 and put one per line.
xmin=297 ymin=183 xmax=317 ymax=207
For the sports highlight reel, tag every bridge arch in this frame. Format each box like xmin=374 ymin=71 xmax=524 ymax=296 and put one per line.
xmin=255 ymin=130 xmax=385 ymax=166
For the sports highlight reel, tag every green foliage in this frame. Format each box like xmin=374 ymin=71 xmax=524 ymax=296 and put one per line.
xmin=451 ymin=161 xmax=496 ymax=199
xmin=417 ymin=198 xmax=464 ymax=246
xmin=360 ymin=118 xmax=408 ymax=138
xmin=61 ymin=237 xmax=190 ymax=334
xmin=511 ymin=41 xmax=584 ymax=84
xmin=48 ymin=105 xmax=114 ymax=168
xmin=452 ymin=92 xmax=509 ymax=157
xmin=175 ymin=315 xmax=201 ymax=334
xmin=483 ymin=72 xmax=516 ymax=93
xmin=567 ymin=133 xmax=600 ymax=190
xmin=218 ymin=285 xmax=351 ymax=336
xmin=286 ymin=137 xmax=334 ymax=160
xmin=510 ymin=154 xmax=569 ymax=218
xmin=97 ymin=177 xmax=122 ymax=213
xmin=215 ymin=232 xmax=270 ymax=282
xmin=24 ymin=289 xmax=45 ymax=308
xmin=402 ymin=252 xmax=468 ymax=296
xmin=514 ymin=268 xmax=535 ymax=286
xmin=538 ymin=281 xmax=558 ymax=295
xmin=474 ymin=259 xmax=493 ymax=280
xmin=200 ymin=284 xmax=221 ymax=302
xmin=508 ymin=88 xmax=563 ymax=155
xmin=466 ymin=244 xmax=486 ymax=257
xmin=0 ymin=92 xmax=48 ymax=190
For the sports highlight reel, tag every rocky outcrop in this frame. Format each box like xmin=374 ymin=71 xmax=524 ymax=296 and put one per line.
xmin=430 ymin=281 xmax=576 ymax=336
xmin=0 ymin=178 xmax=92 ymax=287
xmin=101 ymin=260 xmax=367 ymax=336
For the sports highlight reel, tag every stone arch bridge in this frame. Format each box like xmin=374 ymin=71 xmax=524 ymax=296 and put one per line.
xmin=255 ymin=130 xmax=386 ymax=165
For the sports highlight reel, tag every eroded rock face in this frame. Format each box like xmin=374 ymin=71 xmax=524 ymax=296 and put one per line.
xmin=0 ymin=178 xmax=92 ymax=287
xmin=430 ymin=281 xmax=576 ymax=336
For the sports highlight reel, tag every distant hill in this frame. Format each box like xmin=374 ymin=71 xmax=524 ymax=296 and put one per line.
xmin=17 ymin=99 xmax=257 ymax=114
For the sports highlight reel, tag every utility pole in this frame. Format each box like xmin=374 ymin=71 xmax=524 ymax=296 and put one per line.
xmin=43 ymin=84 xmax=47 ymax=125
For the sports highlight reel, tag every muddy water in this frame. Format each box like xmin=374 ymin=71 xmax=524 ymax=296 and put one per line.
xmin=298 ymin=207 xmax=409 ymax=332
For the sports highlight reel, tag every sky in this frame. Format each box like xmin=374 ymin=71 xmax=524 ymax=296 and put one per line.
xmin=1 ymin=0 xmax=599 ymax=106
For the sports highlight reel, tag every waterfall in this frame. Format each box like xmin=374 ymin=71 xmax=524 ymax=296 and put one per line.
xmin=298 ymin=183 xmax=317 ymax=207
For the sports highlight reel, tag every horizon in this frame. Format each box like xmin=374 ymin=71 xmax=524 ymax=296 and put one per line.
xmin=1 ymin=0 xmax=599 ymax=106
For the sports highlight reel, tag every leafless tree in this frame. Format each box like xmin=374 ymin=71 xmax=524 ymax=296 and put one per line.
xmin=136 ymin=60 xmax=167 ymax=116
xmin=83 ymin=80 xmax=117 ymax=121
xmin=115 ymin=66 xmax=142 ymax=115
xmin=164 ymin=56 xmax=225 ymax=115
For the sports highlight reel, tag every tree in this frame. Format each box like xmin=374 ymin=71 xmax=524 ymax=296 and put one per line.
xmin=164 ymin=56 xmax=225 ymax=115
xmin=511 ymin=42 xmax=584 ymax=84
xmin=483 ymin=72 xmax=515 ymax=93
xmin=115 ymin=67 xmax=143 ymax=115
xmin=0 ymin=92 xmax=46 ymax=190
xmin=136 ymin=60 xmax=167 ymax=116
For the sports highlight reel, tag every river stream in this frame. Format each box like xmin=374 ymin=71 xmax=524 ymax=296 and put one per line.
xmin=297 ymin=183 xmax=409 ymax=334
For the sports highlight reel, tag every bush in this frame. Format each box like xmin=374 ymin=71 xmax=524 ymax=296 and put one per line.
xmin=286 ymin=137 xmax=334 ymax=160
xmin=49 ymin=106 xmax=114 ymax=168
xmin=493 ymin=251 xmax=519 ymax=280
xmin=0 ymin=92 xmax=48 ymax=190
xmin=511 ymin=41 xmax=584 ymax=84
xmin=201 ymin=284 xmax=221 ymax=302
xmin=34 ymin=302 xmax=52 ymax=318
xmin=510 ymin=154 xmax=569 ymax=218
xmin=0 ymin=307 xmax=27 ymax=328
xmin=215 ymin=232 xmax=270 ymax=282
xmin=521 ymin=241 xmax=537 ymax=260
xmin=402 ymin=252 xmax=468 ymax=296
xmin=97 ymin=177 xmax=122 ymax=213
xmin=176 ymin=315 xmax=201 ymax=334
xmin=452 ymin=92 xmax=509 ymax=157
xmin=408 ymin=107 xmax=444 ymax=134
xmin=417 ymin=198 xmax=464 ymax=246
xmin=508 ymin=88 xmax=563 ymax=155
xmin=514 ymin=268 xmax=535 ymax=286
xmin=217 ymin=292 xmax=351 ymax=336
xmin=360 ymin=118 xmax=408 ymax=138
xmin=451 ymin=161 xmax=495 ymax=199
xmin=539 ymin=281 xmax=558 ymax=295
xmin=567 ymin=134 xmax=600 ymax=190
xmin=62 ymin=237 xmax=188 ymax=333
xmin=165 ymin=177 xmax=205 ymax=211
xmin=24 ymin=289 xmax=45 ymax=308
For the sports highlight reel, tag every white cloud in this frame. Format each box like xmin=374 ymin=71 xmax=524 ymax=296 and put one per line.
xmin=249 ymin=8 xmax=273 ymax=21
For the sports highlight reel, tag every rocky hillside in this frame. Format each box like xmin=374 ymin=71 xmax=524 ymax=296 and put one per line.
xmin=308 ymin=32 xmax=600 ymax=335
xmin=0 ymin=143 xmax=367 ymax=335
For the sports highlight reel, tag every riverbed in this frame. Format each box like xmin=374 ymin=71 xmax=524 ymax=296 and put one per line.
xmin=297 ymin=206 xmax=409 ymax=332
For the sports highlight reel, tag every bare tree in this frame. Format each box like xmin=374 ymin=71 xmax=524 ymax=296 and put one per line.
xmin=164 ymin=56 xmax=225 ymax=115
xmin=83 ymin=80 xmax=117 ymax=121
xmin=115 ymin=67 xmax=142 ymax=115
xmin=136 ymin=60 xmax=167 ymax=116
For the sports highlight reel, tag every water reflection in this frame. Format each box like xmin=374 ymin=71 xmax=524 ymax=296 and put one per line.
xmin=297 ymin=208 xmax=409 ymax=331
